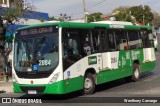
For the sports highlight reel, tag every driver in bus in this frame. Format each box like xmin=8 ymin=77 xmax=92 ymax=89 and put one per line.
xmin=83 ymin=41 xmax=91 ymax=56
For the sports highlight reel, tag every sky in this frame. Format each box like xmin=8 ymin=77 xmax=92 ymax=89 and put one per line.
xmin=28 ymin=0 xmax=160 ymax=19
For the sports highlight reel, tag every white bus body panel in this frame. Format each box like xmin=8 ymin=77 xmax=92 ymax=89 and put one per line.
xmin=12 ymin=65 xmax=63 ymax=84
xmin=63 ymin=51 xmax=119 ymax=80
xmin=63 ymin=53 xmax=102 ymax=80
xmin=143 ymin=48 xmax=156 ymax=62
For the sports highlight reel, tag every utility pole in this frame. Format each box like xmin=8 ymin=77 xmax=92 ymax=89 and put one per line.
xmin=143 ymin=6 xmax=145 ymax=25
xmin=83 ymin=0 xmax=88 ymax=22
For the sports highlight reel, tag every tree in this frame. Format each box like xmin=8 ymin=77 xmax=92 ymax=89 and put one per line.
xmin=129 ymin=5 xmax=154 ymax=25
xmin=87 ymin=12 xmax=103 ymax=22
xmin=112 ymin=5 xmax=154 ymax=25
xmin=112 ymin=6 xmax=134 ymax=22
xmin=0 ymin=0 xmax=34 ymax=78
xmin=112 ymin=6 xmax=130 ymax=13
xmin=49 ymin=16 xmax=58 ymax=21
xmin=39 ymin=18 xmax=45 ymax=22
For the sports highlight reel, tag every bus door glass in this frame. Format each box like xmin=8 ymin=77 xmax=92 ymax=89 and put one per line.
xmin=128 ymin=30 xmax=143 ymax=65
xmin=99 ymin=29 xmax=109 ymax=70
xmin=141 ymin=29 xmax=150 ymax=48
xmin=62 ymin=29 xmax=81 ymax=71
xmin=115 ymin=30 xmax=131 ymax=70
xmin=108 ymin=29 xmax=131 ymax=71
xmin=92 ymin=29 xmax=103 ymax=70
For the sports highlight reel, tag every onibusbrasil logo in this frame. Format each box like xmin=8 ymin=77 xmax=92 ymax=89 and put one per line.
xmin=1 ymin=98 xmax=42 ymax=104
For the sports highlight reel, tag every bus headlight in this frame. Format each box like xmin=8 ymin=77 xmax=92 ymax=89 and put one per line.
xmin=49 ymin=72 xmax=60 ymax=84
xmin=12 ymin=74 xmax=18 ymax=84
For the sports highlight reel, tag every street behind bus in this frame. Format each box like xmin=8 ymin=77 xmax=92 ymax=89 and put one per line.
xmin=1 ymin=34 xmax=160 ymax=105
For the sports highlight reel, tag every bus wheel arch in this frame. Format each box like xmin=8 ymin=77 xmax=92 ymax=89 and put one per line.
xmin=125 ymin=60 xmax=141 ymax=82
xmin=84 ymin=68 xmax=97 ymax=84
xmin=132 ymin=63 xmax=140 ymax=81
xmin=83 ymin=68 xmax=96 ymax=95
xmin=133 ymin=59 xmax=140 ymax=65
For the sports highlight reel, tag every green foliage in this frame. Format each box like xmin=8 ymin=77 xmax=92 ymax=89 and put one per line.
xmin=113 ymin=6 xmax=130 ymax=13
xmin=114 ymin=10 xmax=133 ymax=22
xmin=113 ymin=5 xmax=154 ymax=25
xmin=113 ymin=6 xmax=133 ymax=22
xmin=129 ymin=5 xmax=153 ymax=25
xmin=39 ymin=18 xmax=45 ymax=22
xmin=49 ymin=16 xmax=58 ymax=21
xmin=0 ymin=0 xmax=33 ymax=42
xmin=87 ymin=12 xmax=103 ymax=22
xmin=0 ymin=0 xmax=34 ymax=75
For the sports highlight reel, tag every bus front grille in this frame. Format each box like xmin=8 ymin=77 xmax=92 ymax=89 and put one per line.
xmin=20 ymin=86 xmax=46 ymax=93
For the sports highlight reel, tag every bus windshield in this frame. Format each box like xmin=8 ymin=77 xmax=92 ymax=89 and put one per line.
xmin=14 ymin=27 xmax=59 ymax=76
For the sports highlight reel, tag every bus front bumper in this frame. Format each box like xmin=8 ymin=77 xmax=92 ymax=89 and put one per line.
xmin=13 ymin=81 xmax=65 ymax=94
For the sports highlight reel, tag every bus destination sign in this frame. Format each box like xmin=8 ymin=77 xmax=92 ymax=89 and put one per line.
xmin=19 ymin=26 xmax=55 ymax=36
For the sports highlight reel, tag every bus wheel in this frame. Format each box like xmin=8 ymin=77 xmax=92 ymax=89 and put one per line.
xmin=132 ymin=63 xmax=140 ymax=81
xmin=83 ymin=73 xmax=95 ymax=95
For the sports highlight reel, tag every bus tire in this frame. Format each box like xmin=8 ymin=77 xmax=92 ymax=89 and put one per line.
xmin=83 ymin=73 xmax=95 ymax=95
xmin=132 ymin=63 xmax=140 ymax=81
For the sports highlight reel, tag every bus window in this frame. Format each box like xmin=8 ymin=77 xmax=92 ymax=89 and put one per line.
xmin=62 ymin=29 xmax=81 ymax=70
xmin=15 ymin=39 xmax=33 ymax=69
xmin=128 ymin=30 xmax=142 ymax=49
xmin=100 ymin=30 xmax=109 ymax=52
xmin=92 ymin=30 xmax=101 ymax=53
xmin=114 ymin=30 xmax=128 ymax=50
xmin=108 ymin=30 xmax=116 ymax=51
xmin=148 ymin=32 xmax=154 ymax=47
xmin=141 ymin=30 xmax=154 ymax=48
xmin=141 ymin=30 xmax=149 ymax=48
xmin=79 ymin=29 xmax=92 ymax=56
xmin=66 ymin=32 xmax=80 ymax=56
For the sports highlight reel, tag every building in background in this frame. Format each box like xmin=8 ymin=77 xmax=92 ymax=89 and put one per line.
xmin=1 ymin=0 xmax=49 ymax=63
xmin=1 ymin=0 xmax=49 ymax=36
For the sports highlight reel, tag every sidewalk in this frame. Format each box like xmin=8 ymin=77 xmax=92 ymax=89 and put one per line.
xmin=0 ymin=79 xmax=13 ymax=93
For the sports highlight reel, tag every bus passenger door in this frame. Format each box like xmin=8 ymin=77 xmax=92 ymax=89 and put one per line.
xmin=108 ymin=30 xmax=131 ymax=77
xmin=92 ymin=29 xmax=104 ymax=71
xmin=116 ymin=30 xmax=132 ymax=74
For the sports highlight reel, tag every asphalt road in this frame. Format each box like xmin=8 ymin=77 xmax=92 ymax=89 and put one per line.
xmin=1 ymin=34 xmax=160 ymax=106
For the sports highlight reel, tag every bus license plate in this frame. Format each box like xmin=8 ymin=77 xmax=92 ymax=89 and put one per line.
xmin=28 ymin=90 xmax=37 ymax=94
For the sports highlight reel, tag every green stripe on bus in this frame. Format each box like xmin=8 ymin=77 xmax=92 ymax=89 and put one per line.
xmin=97 ymin=61 xmax=156 ymax=85
xmin=13 ymin=76 xmax=83 ymax=94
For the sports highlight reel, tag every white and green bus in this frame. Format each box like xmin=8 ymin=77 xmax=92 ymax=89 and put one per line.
xmin=12 ymin=21 xmax=156 ymax=95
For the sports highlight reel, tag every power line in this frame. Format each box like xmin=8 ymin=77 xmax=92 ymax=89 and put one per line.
xmin=51 ymin=0 xmax=108 ymax=18
xmin=70 ymin=11 xmax=84 ymax=16
xmin=87 ymin=0 xmax=107 ymax=10
xmin=69 ymin=0 xmax=107 ymax=17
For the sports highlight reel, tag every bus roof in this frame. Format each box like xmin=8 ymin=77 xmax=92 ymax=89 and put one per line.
xmin=16 ymin=21 xmax=152 ymax=31
xmin=91 ymin=21 xmax=133 ymax=25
